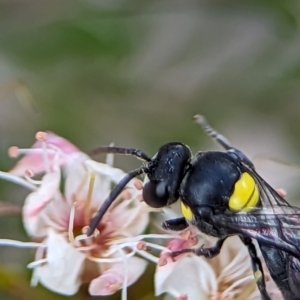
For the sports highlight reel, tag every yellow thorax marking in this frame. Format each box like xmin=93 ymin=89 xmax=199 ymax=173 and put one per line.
xmin=180 ymin=201 xmax=194 ymax=220
xmin=229 ymin=172 xmax=259 ymax=212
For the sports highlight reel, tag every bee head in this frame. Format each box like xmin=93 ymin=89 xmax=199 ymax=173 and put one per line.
xmin=142 ymin=143 xmax=192 ymax=208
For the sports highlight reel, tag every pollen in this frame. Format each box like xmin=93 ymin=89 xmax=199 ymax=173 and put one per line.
xmin=35 ymin=131 xmax=48 ymax=142
xmin=8 ymin=146 xmax=20 ymax=158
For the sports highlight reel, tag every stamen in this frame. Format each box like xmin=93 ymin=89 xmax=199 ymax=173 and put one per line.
xmin=107 ymin=234 xmax=178 ymax=248
xmin=25 ymin=169 xmax=35 ymax=177
xmin=9 ymin=148 xmax=57 ymax=157
xmin=30 ymin=246 xmax=45 ymax=286
xmin=141 ymin=242 xmax=167 ymax=252
xmin=35 ymin=131 xmax=50 ymax=173
xmin=25 ymin=169 xmax=42 ymax=185
xmin=74 ymin=233 xmax=93 ymax=248
xmin=35 ymin=131 xmax=48 ymax=142
xmin=85 ymin=172 xmax=96 ymax=223
xmin=88 ymin=250 xmax=136 ymax=263
xmin=137 ymin=241 xmax=148 ymax=251
xmin=27 ymin=258 xmax=47 ymax=269
xmin=135 ymin=233 xmax=180 ymax=241
xmin=0 ymin=171 xmax=36 ymax=190
xmin=8 ymin=146 xmax=20 ymax=158
xmin=118 ymin=249 xmax=128 ymax=300
xmin=223 ymin=275 xmax=255 ymax=300
xmin=0 ymin=239 xmax=45 ymax=248
xmin=46 ymin=144 xmax=65 ymax=171
xmin=68 ymin=203 xmax=76 ymax=244
xmin=0 ymin=202 xmax=21 ymax=215
xmin=136 ymin=250 xmax=159 ymax=264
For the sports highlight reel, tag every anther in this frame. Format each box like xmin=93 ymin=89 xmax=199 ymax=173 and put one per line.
xmin=8 ymin=146 xmax=20 ymax=158
xmin=137 ymin=241 xmax=152 ymax=251
xmin=35 ymin=131 xmax=48 ymax=142
xmin=134 ymin=179 xmax=143 ymax=190
xmin=137 ymin=241 xmax=147 ymax=250
xmin=25 ymin=169 xmax=35 ymax=178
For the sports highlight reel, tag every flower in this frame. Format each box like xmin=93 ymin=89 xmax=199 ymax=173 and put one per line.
xmin=0 ymin=131 xmax=169 ymax=298
xmin=155 ymin=232 xmax=283 ymax=300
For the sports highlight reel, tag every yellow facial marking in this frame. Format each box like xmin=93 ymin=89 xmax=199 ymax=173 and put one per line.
xmin=229 ymin=172 xmax=260 ymax=212
xmin=180 ymin=201 xmax=194 ymax=221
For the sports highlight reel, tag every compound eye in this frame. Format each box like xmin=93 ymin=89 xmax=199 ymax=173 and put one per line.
xmin=142 ymin=181 xmax=168 ymax=208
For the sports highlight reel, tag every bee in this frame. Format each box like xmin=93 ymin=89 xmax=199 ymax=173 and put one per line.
xmin=88 ymin=115 xmax=300 ymax=300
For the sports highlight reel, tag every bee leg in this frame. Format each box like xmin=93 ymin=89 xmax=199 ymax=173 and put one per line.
xmin=240 ymin=236 xmax=271 ymax=300
xmin=162 ymin=217 xmax=189 ymax=231
xmin=171 ymin=237 xmax=227 ymax=259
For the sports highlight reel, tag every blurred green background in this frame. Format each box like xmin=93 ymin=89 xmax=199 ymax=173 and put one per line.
xmin=1 ymin=0 xmax=300 ymax=299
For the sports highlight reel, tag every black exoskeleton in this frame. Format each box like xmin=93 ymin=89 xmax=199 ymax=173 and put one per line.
xmin=88 ymin=115 xmax=300 ymax=300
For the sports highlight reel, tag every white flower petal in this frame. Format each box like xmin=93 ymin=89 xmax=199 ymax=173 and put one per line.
xmin=89 ymin=256 xmax=147 ymax=296
xmin=10 ymin=132 xmax=82 ymax=176
xmin=22 ymin=170 xmax=65 ymax=237
xmin=155 ymin=255 xmax=217 ymax=300
xmin=85 ymin=160 xmax=126 ymax=183
xmin=63 ymin=153 xmax=90 ymax=201
xmin=65 ymin=159 xmax=126 ymax=210
xmin=108 ymin=198 xmax=149 ymax=237
xmin=36 ymin=229 xmax=86 ymax=296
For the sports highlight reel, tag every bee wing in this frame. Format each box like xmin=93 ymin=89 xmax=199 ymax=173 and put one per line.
xmin=210 ymin=159 xmax=300 ymax=259
xmin=211 ymin=203 xmax=300 ymax=260
xmin=242 ymin=161 xmax=292 ymax=208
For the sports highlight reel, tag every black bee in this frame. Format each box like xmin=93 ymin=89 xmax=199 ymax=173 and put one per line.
xmin=88 ymin=115 xmax=300 ymax=300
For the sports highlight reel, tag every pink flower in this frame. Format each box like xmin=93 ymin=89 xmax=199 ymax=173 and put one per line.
xmin=155 ymin=232 xmax=283 ymax=300
xmin=0 ymin=132 xmax=162 ymax=298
